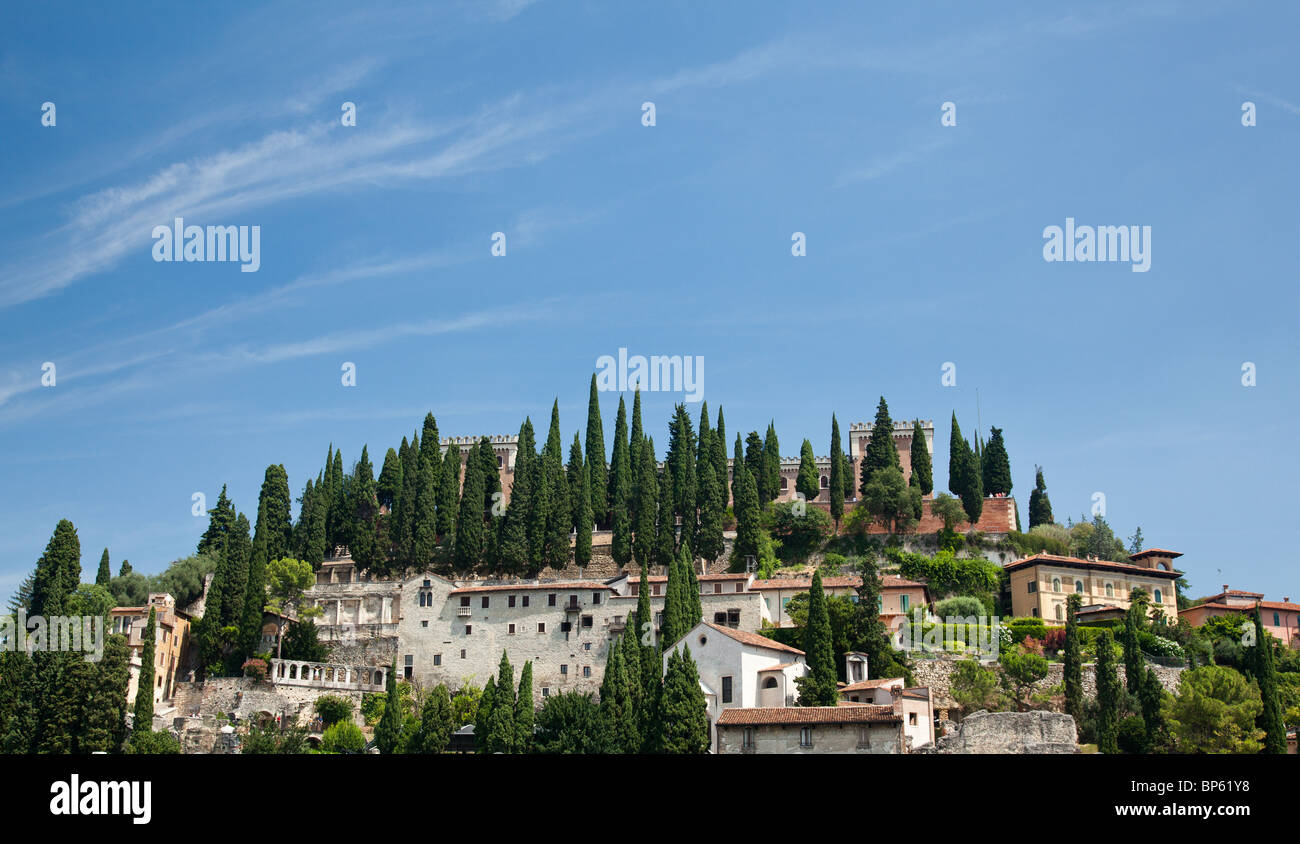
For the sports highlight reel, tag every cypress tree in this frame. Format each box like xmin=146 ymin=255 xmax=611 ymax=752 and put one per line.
xmin=377 ymin=447 xmax=403 ymax=512
xmin=487 ymin=652 xmax=517 ymax=753
xmin=744 ymin=432 xmax=765 ymax=500
xmin=350 ymin=445 xmax=379 ymax=571
xmin=132 ymin=607 xmax=157 ymax=736
xmin=711 ymin=406 xmax=728 ymax=509
xmin=96 ymin=548 xmax=112 ymax=588
xmin=1028 ymin=466 xmax=1053 ymax=528
xmin=633 ymin=435 xmax=658 ymax=569
xmin=762 ymin=422 xmax=780 ymax=504
xmin=628 ymin=388 xmax=644 ymax=481
xmin=948 ymin=414 xmax=983 ymax=523
xmin=477 ymin=435 xmax=501 ymax=518
xmin=475 ymin=676 xmax=497 ymax=754
xmin=394 ymin=436 xmax=420 ymax=564
xmin=609 ymin=397 xmax=632 ymax=567
xmin=860 ymin=397 xmax=899 ymax=495
xmin=573 ymin=459 xmax=593 ymax=569
xmin=1254 ymin=610 xmax=1287 ymax=753
xmin=80 ymin=633 xmax=131 ymax=753
xmin=436 ymin=441 xmax=461 ymax=540
xmin=618 ymin=630 xmax=645 ymax=742
xmin=666 ymin=405 xmax=698 ymax=538
xmin=732 ymin=436 xmax=762 ymax=567
xmin=597 ymin=642 xmax=638 ymax=753
xmin=1123 ymin=600 xmax=1145 ymax=696
xmin=1064 ymin=593 xmax=1083 ymax=721
xmin=452 ymin=442 xmax=486 ymax=573
xmin=695 ymin=463 xmax=725 ymax=564
xmin=375 ymin=662 xmax=403 ymax=754
xmin=1095 ymin=629 xmax=1120 ymax=754
xmin=799 ymin=571 xmax=839 ymax=706
xmin=658 ymin=646 xmax=710 ymax=754
xmin=654 ymin=466 xmax=676 ymax=569
xmin=500 ymin=420 xmax=534 ymax=576
xmin=566 ymin=433 xmax=585 ymax=532
xmin=412 ymin=450 xmax=439 ymax=570
xmin=239 ymin=537 xmax=268 ymax=660
xmin=30 ymin=519 xmax=81 ymax=618
xmin=1139 ymin=668 xmax=1167 ymax=753
xmin=419 ymin=413 xmax=441 ymax=480
xmin=829 ymin=414 xmax=845 ymax=529
xmin=682 ymin=541 xmax=701 ymax=628
xmin=119 ymin=559 xmax=132 ymax=577
xmin=417 ymin=684 xmax=453 ymax=754
xmin=515 ymin=661 xmax=535 ymax=753
xmin=660 ymin=547 xmax=686 ymax=648
xmin=198 ymin=484 xmax=236 ymax=557
xmin=585 ymin=374 xmax=609 ymax=528
xmin=796 ymin=439 xmax=819 ymax=503
xmin=220 ymin=513 xmax=252 ymax=629
xmin=327 ymin=448 xmax=348 ymax=553
xmin=909 ymin=419 xmax=933 ymax=495
xmin=981 ymin=426 xmax=1012 ymax=496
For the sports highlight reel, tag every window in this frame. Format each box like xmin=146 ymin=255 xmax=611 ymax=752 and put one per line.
xmin=582 ymin=615 xmax=593 ymax=628
xmin=1027 ymin=581 xmax=1037 ymax=594
xmin=782 ymin=597 xmax=791 ymax=612
xmin=762 ymin=677 xmax=779 ymax=689
xmin=465 ymin=625 xmax=472 ymax=635
xmin=421 ymin=620 xmax=428 ymax=628
xmin=780 ymin=477 xmax=788 ymax=490
xmin=508 ymin=595 xmax=516 ymax=608
xmin=1154 ymin=589 xmax=1162 ymax=604
xmin=541 ymin=687 xmax=550 ymax=697
xmin=1055 ymin=604 xmax=1064 ymax=621
xmin=508 ymin=624 xmax=516 ymax=635
xmin=1274 ymin=612 xmax=1281 ymax=627
xmin=908 ymin=713 xmax=917 ymax=726
xmin=1075 ymin=580 xmax=1084 ymax=593
xmin=714 ymin=583 xmax=722 ymax=594
xmin=727 ymin=608 xmax=740 ymax=627
xmin=538 ymin=622 xmax=546 ymax=633
xmin=522 ymin=595 xmax=529 ymax=607
xmin=743 ymin=727 xmax=755 ymax=749
xmin=721 ymin=676 xmax=733 ymax=704
xmin=1105 ymin=583 xmax=1114 ymax=598
xmin=820 ymin=475 xmax=828 ymax=489
xmin=714 ymin=611 xmax=728 ymax=625
xmin=1052 ymin=577 xmax=1061 ymax=593
xmin=799 ymin=727 xmax=813 ymax=748
xmin=481 ymin=596 xmax=490 ymax=609
xmin=460 ymin=649 xmax=466 ymax=659
xmin=592 ymin=592 xmax=601 ymax=605
xmin=583 ymin=642 xmax=591 ymax=651
xmin=653 ymin=585 xmax=662 ymax=596
xmin=1031 ymin=608 xmax=1039 ymax=617
xmin=404 ymin=654 xmax=413 ymax=679
xmin=857 ymin=726 xmax=871 ymax=749
xmin=654 ymin=612 xmax=663 ymax=628
xmin=433 ymin=654 xmax=442 ymax=666
xmin=582 ymin=666 xmax=591 ymax=678
xmin=901 ymin=595 xmax=910 ymax=612
xmin=560 ymin=664 xmax=568 ymax=675
xmin=548 ymin=593 xmax=556 ymax=606
xmin=735 ymin=583 xmax=743 ymax=593
xmin=460 ymin=596 xmax=471 ymax=607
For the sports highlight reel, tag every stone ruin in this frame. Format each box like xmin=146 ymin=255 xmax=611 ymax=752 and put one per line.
xmin=917 ymin=709 xmax=1078 ymax=754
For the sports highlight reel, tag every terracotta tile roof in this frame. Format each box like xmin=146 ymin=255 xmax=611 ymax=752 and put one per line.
xmin=692 ymin=622 xmax=805 ymax=656
xmin=1006 ymin=553 xmax=1181 ymax=578
xmin=448 ymin=581 xmax=612 ymax=594
xmin=716 ymin=705 xmax=900 ymax=726
xmin=636 ymin=573 xmax=750 ymax=583
xmin=1127 ymin=548 xmax=1183 ymax=560
xmin=1182 ymin=601 xmax=1300 ymax=615
xmin=1258 ymin=601 xmax=1300 ymax=613
xmin=756 ymin=662 xmax=798 ymax=672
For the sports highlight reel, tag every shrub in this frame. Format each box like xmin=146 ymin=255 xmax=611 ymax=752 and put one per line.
xmin=1042 ymin=628 xmax=1067 ymax=652
xmin=125 ymin=730 xmax=180 ymax=755
xmin=314 ymin=695 xmax=355 ymax=728
xmin=933 ymin=596 xmax=986 ymax=620
xmin=242 ymin=658 xmax=268 ymax=682
xmin=1006 ymin=617 xmax=1048 ymax=644
xmin=321 ymin=721 xmax=366 ymax=754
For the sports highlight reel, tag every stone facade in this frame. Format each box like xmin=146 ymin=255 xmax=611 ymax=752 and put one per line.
xmin=909 ymin=653 xmax=1184 ymax=709
xmin=716 ymin=707 xmax=906 ymax=754
xmin=172 ymin=676 xmax=367 ymax=728
xmin=918 ymin=709 xmax=1078 ymax=753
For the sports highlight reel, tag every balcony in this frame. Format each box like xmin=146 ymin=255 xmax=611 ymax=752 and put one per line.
xmin=607 ymin=616 xmax=626 ymax=633
xmin=563 ymin=601 xmax=582 ymax=614
xmin=457 ymin=606 xmax=472 ymax=618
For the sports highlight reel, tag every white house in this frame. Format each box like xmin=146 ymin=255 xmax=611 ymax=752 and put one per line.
xmin=662 ymin=621 xmax=808 ymax=752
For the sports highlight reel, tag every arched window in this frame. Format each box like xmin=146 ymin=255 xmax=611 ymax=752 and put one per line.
xmin=763 ymin=677 xmax=779 ymax=689
xmin=1052 ymin=577 xmax=1061 ymax=593
xmin=1157 ymin=562 xmax=1169 ymax=570
xmin=1055 ymin=604 xmax=1064 ymax=621
xmin=820 ymin=475 xmax=829 ymax=489
xmin=780 ymin=477 xmax=788 ymax=490
xmin=1075 ymin=580 xmax=1084 ymax=594
xmin=1154 ymin=589 xmax=1162 ymax=604
xmin=1105 ymin=583 xmax=1114 ymax=598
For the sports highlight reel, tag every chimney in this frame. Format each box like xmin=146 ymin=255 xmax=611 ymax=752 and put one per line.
xmin=1222 ymin=584 xmax=1230 ymax=592
xmin=1286 ymin=597 xmax=1292 ymax=604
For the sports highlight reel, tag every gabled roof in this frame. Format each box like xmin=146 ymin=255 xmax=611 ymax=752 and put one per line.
xmin=1006 ymin=553 xmax=1181 ymax=579
xmin=716 ymin=705 xmax=900 ymax=726
xmin=1128 ymin=548 xmax=1183 ymax=561
xmin=448 ymin=581 xmax=612 ymax=594
xmin=690 ymin=622 xmax=805 ymax=656
xmin=839 ymin=677 xmax=904 ymax=693
xmin=748 ymin=575 xmax=924 ymax=591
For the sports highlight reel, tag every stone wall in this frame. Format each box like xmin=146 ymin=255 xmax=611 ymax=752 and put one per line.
xmin=172 ymin=677 xmax=367 ymax=730
xmin=910 ymin=654 xmax=1184 ymax=709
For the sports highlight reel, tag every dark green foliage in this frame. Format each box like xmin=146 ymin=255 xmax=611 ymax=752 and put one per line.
xmin=500 ymin=419 xmax=534 ymax=576
xmin=452 ymin=442 xmax=486 ymax=572
xmin=694 ymin=462 xmax=726 ymax=563
xmin=653 ymin=464 xmax=675 ymax=569
xmin=197 ymin=485 xmax=236 ymax=557
xmin=321 ymin=721 xmax=365 ymax=753
xmin=437 ymin=440 xmax=461 ymax=541
xmin=981 ymin=426 xmax=1012 ymax=496
xmin=852 ymin=557 xmax=910 ymax=680
xmin=666 ymin=404 xmax=698 ymax=536
xmin=585 ymin=374 xmax=609 ymax=528
xmin=731 ymin=435 xmax=761 ymax=567
xmin=534 ymin=691 xmax=599 ymax=754
xmin=597 ymin=641 xmax=638 ymax=753
xmin=375 ymin=662 xmax=403 ymax=754
xmin=376 ymin=447 xmax=403 ymax=511
xmin=475 ymin=676 xmax=497 ymax=754
xmin=148 ymin=553 xmax=218 ymax=609
xmin=314 ymin=695 xmax=354 ymax=728
xmin=761 ymin=422 xmax=780 ymax=505
xmin=133 ymin=607 xmax=157 ymax=735
xmin=744 ymin=432 xmax=765 ymax=500
xmin=658 ymin=645 xmax=710 ymax=753
xmin=859 ymin=397 xmax=900 ymax=495
xmin=486 ymin=652 xmax=517 ymax=753
xmin=796 ymin=439 xmax=819 ymax=503
xmin=1123 ymin=597 xmax=1145 ymax=696
xmin=1253 ymin=612 xmax=1287 ymax=753
xmin=96 ymin=548 xmax=112 ymax=587
xmin=514 ymin=661 xmax=535 ymax=753
xmin=573 ymin=458 xmax=594 ymax=569
xmin=947 ymin=413 xmax=983 ymax=523
xmin=829 ymin=414 xmax=846 ymax=527
xmin=909 ymin=419 xmax=933 ymax=495
xmin=348 ymin=446 xmax=380 ymax=570
xmin=797 ymin=571 xmax=839 ymax=705
xmin=609 ymin=397 xmax=632 ymax=567
xmin=31 ymin=519 xmax=81 ymax=618
xmin=1028 ymin=466 xmax=1053 ymax=529
xmin=1064 ymin=593 xmax=1083 ymax=721
xmin=416 ymin=684 xmax=454 ymax=753
xmin=1095 ymin=629 xmax=1120 ymax=754
xmin=1139 ymin=668 xmax=1169 ymax=753
xmin=632 ymin=436 xmax=658 ymax=568
xmin=412 ymin=449 xmax=439 ymax=570
xmin=125 ymin=730 xmax=180 ymax=755
xmin=281 ymin=619 xmax=329 ymax=662
xmin=860 ymin=465 xmax=922 ymax=534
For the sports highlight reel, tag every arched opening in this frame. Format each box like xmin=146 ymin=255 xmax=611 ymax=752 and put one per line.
xmin=762 ymin=677 xmax=779 ymax=689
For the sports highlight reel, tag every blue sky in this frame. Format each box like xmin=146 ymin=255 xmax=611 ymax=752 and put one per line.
xmin=1 ymin=1 xmax=1296 ymax=602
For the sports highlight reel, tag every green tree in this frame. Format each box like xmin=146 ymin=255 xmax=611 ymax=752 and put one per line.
xmin=500 ymin=419 xmax=534 ymax=576
xmin=999 ymin=647 xmax=1048 ymax=712
xmin=851 ymin=557 xmax=909 ymax=679
xmin=265 ymin=557 xmax=320 ymax=660
xmin=829 ymin=415 xmax=846 ymax=529
xmin=585 ymin=374 xmax=609 ymax=528
xmin=416 ymin=684 xmax=454 ymax=754
xmin=951 ymin=659 xmax=1002 ymax=713
xmin=1163 ymin=665 xmax=1264 ymax=753
xmin=515 ymin=661 xmax=535 ymax=753
xmin=909 ymin=419 xmax=933 ymax=495
xmin=197 ymin=485 xmax=236 ymax=557
xmin=436 ymin=440 xmax=461 ymax=541
xmin=947 ymin=414 xmax=983 ymax=523
xmin=452 ymin=442 xmax=486 ymax=573
xmin=658 ymin=645 xmax=710 ymax=753
xmin=1028 ymin=466 xmax=1053 ymax=529
xmin=981 ymin=426 xmax=1012 ymax=496
xmin=31 ymin=519 xmax=82 ymax=618
xmin=597 ymin=641 xmax=638 ymax=753
xmin=573 ymin=458 xmax=594 ymax=570
xmin=796 ymin=572 xmax=839 ymax=706
xmin=1123 ymin=594 xmax=1147 ymax=696
xmin=321 ymin=721 xmax=366 ymax=753
xmin=861 ymin=465 xmax=921 ymax=534
xmin=1253 ymin=611 xmax=1287 ymax=753
xmin=376 ymin=447 xmax=403 ymax=511
xmin=1139 ymin=668 xmax=1169 ymax=753
xmin=486 ymin=651 xmax=517 ymax=753
xmin=95 ymin=548 xmax=112 ymax=587
xmin=731 ymin=435 xmax=762 ymax=567
xmin=860 ymin=397 xmax=899 ymax=494
xmin=761 ymin=422 xmax=781 ymax=504
xmin=314 ymin=695 xmax=354 ymax=729
xmin=132 ymin=607 xmax=157 ymax=736
xmin=1064 ymin=593 xmax=1083 ymax=721
xmin=412 ymin=449 xmax=439 ymax=570
xmin=375 ymin=662 xmax=403 ymax=754
xmin=694 ymin=462 xmax=726 ymax=563
xmin=475 ymin=677 xmax=497 ymax=754
xmin=1095 ymin=629 xmax=1121 ymax=754
xmin=609 ymin=397 xmax=632 ymax=567
xmin=795 ymin=439 xmax=819 ymax=503
xmin=632 ymin=436 xmax=658 ymax=569
xmin=534 ymin=691 xmax=598 ymax=754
